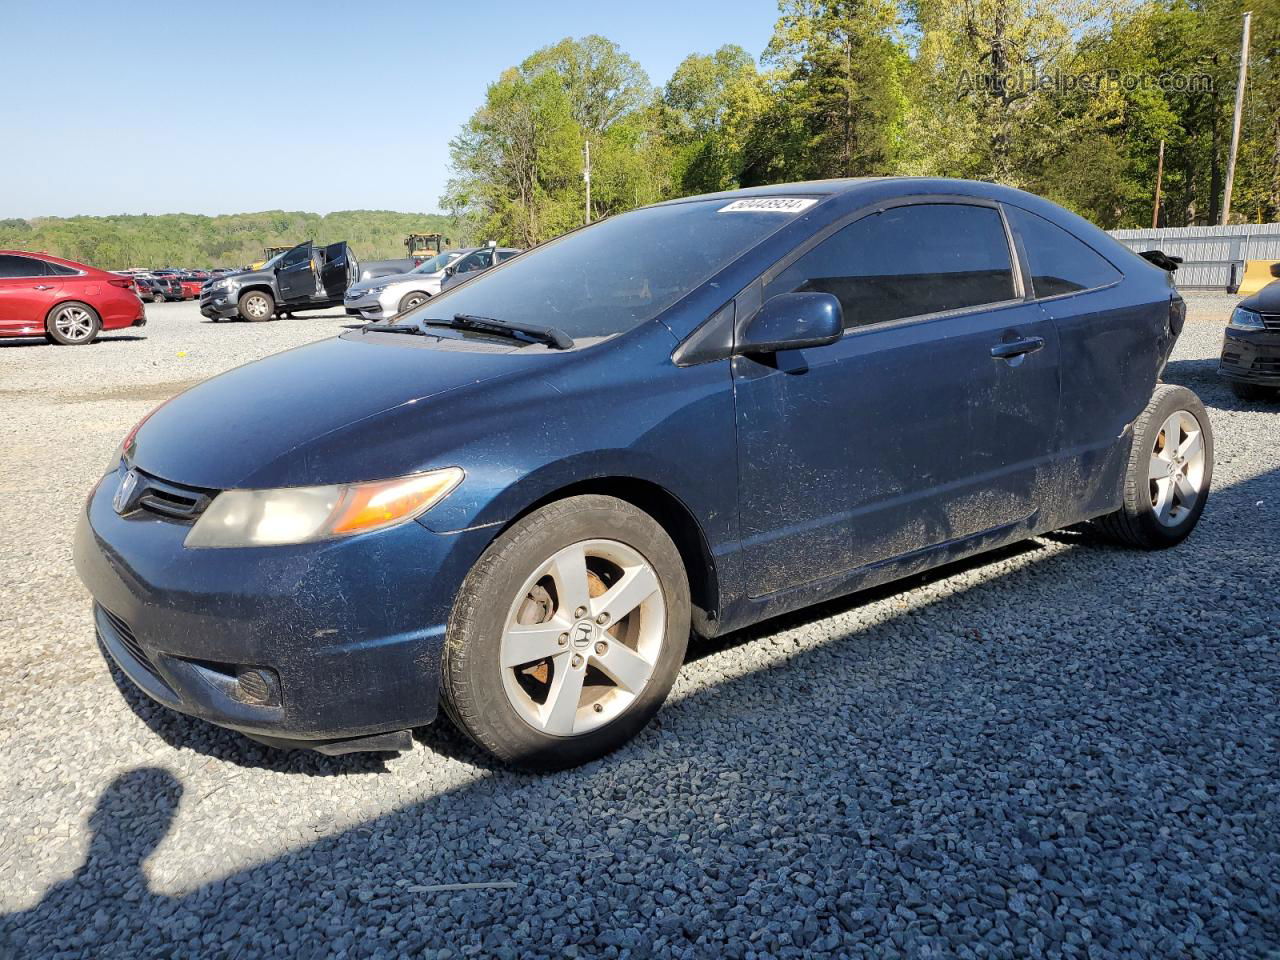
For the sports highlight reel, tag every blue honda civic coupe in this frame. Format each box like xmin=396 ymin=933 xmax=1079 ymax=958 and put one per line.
xmin=75 ymin=178 xmax=1212 ymax=769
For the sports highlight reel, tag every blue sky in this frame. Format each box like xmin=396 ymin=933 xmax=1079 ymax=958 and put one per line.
xmin=1 ymin=0 xmax=779 ymax=219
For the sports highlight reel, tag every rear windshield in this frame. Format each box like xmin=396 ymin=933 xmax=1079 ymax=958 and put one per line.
xmin=408 ymin=198 xmax=818 ymax=340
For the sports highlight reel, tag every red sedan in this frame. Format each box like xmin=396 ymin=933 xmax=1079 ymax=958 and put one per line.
xmin=0 ymin=251 xmax=146 ymax=345
xmin=180 ymin=272 xmax=208 ymax=299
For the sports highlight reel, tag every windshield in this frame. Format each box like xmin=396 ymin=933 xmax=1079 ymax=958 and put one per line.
xmin=257 ymin=251 xmax=287 ymax=270
xmin=408 ymin=198 xmax=814 ymax=340
xmin=410 ymin=251 xmax=460 ymax=275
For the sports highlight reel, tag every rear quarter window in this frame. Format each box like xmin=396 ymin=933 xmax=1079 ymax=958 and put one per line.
xmin=1006 ymin=205 xmax=1122 ymax=297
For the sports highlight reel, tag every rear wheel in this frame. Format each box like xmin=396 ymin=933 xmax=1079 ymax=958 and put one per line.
xmin=442 ymin=495 xmax=690 ymax=770
xmin=398 ymin=290 xmax=429 ymax=313
xmin=1093 ymin=384 xmax=1212 ymax=549
xmin=46 ymin=302 xmax=101 ymax=345
xmin=238 ymin=290 xmax=274 ymax=322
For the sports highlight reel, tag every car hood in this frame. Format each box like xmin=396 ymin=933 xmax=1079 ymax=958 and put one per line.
xmin=1240 ymin=279 xmax=1280 ymax=314
xmin=129 ymin=335 xmax=531 ymax=489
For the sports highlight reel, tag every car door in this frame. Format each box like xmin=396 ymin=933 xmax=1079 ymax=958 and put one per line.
xmin=1001 ymin=204 xmax=1152 ymax=521
xmin=732 ymin=200 xmax=1061 ymax=598
xmin=0 ymin=254 xmax=62 ymax=334
xmin=320 ymin=242 xmax=353 ymax=299
xmin=275 ymin=243 xmax=316 ymax=303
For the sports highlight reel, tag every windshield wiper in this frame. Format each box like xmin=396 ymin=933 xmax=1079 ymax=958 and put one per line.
xmin=422 ymin=314 xmax=575 ymax=350
xmin=361 ymin=322 xmax=425 ymax=336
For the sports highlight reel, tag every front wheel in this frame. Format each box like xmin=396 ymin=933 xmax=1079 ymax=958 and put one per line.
xmin=442 ymin=495 xmax=690 ymax=770
xmin=46 ymin=302 xmax=101 ymax=345
xmin=398 ymin=290 xmax=429 ymax=313
xmin=1093 ymin=384 xmax=1213 ymax=549
xmin=238 ymin=290 xmax=274 ymax=322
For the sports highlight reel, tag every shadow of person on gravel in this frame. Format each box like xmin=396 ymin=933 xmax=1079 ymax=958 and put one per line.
xmin=0 ymin=768 xmax=181 ymax=958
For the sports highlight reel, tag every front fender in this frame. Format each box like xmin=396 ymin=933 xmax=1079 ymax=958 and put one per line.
xmin=419 ymin=448 xmax=711 ymax=534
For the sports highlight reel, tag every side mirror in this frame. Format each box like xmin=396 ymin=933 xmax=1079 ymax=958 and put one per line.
xmin=1270 ymin=262 xmax=1280 ymax=279
xmin=444 ymin=265 xmax=456 ymax=277
xmin=738 ymin=292 xmax=843 ymax=355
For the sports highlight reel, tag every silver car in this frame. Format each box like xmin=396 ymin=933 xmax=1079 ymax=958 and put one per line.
xmin=343 ymin=249 xmax=470 ymax=321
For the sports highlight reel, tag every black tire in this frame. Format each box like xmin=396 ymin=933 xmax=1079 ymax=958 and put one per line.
xmin=398 ymin=290 xmax=429 ymax=313
xmin=238 ymin=290 xmax=274 ymax=322
xmin=1093 ymin=384 xmax=1213 ymax=549
xmin=1229 ymin=380 xmax=1277 ymax=402
xmin=45 ymin=301 xmax=101 ymax=345
xmin=442 ymin=495 xmax=690 ymax=770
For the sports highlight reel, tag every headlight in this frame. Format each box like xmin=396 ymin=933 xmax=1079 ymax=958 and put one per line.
xmin=184 ymin=467 xmax=464 ymax=548
xmin=363 ymin=286 xmax=388 ymax=299
xmin=1229 ymin=306 xmax=1264 ymax=330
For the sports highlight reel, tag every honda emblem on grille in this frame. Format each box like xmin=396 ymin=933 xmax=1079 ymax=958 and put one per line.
xmin=113 ymin=469 xmax=140 ymax=514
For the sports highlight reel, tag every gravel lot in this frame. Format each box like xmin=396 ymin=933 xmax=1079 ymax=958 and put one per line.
xmin=1 ymin=296 xmax=1277 ymax=958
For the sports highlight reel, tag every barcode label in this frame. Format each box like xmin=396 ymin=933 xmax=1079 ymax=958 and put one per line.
xmin=718 ymin=198 xmax=818 ymax=214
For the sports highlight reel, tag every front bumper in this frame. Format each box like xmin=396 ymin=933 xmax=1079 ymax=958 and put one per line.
xmin=343 ymin=290 xmax=395 ymax=321
xmin=199 ymin=292 xmax=240 ymax=319
xmin=74 ymin=468 xmax=492 ymax=749
xmin=1220 ymin=328 xmax=1280 ymax=383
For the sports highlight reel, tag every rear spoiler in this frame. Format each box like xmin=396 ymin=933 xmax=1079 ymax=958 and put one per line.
xmin=1139 ymin=250 xmax=1182 ymax=272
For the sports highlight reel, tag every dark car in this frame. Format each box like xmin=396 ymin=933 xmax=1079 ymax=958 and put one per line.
xmin=199 ymin=241 xmax=357 ymax=321
xmin=438 ymin=245 xmax=521 ymax=292
xmin=74 ymin=178 xmax=1211 ymax=769
xmin=148 ymin=272 xmax=184 ymax=302
xmin=1219 ymin=263 xmax=1280 ymax=400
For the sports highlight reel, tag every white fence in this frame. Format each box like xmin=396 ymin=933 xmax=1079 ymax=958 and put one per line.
xmin=1107 ymin=224 xmax=1280 ymax=290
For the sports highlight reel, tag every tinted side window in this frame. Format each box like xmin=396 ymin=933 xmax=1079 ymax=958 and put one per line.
xmin=497 ymin=250 xmax=519 ymax=262
xmin=766 ymin=204 xmax=1016 ymax=328
xmin=0 ymin=255 xmax=49 ymax=278
xmin=280 ymin=245 xmax=311 ymax=268
xmin=45 ymin=261 xmax=80 ymax=276
xmin=456 ymin=251 xmax=490 ymax=272
xmin=1006 ymin=206 xmax=1121 ymax=297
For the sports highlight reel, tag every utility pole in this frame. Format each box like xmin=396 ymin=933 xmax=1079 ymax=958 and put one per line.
xmin=583 ymin=139 xmax=592 ymax=226
xmin=1221 ymin=10 xmax=1252 ymax=225
xmin=1152 ymin=139 xmax=1165 ymax=229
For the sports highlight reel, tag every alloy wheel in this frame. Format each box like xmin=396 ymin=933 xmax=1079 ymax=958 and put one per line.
xmin=1148 ymin=409 xmax=1206 ymax=527
xmin=499 ymin=539 xmax=665 ymax=737
xmin=54 ymin=306 xmax=95 ymax=342
xmin=244 ymin=295 xmax=270 ymax=319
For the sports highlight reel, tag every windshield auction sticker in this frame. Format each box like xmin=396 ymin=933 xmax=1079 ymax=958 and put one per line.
xmin=718 ymin=198 xmax=818 ymax=213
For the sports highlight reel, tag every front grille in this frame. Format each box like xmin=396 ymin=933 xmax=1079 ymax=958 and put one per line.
xmin=1254 ymin=356 xmax=1280 ymax=374
xmin=135 ymin=469 xmax=214 ymax=520
xmin=112 ymin=465 xmax=216 ymax=521
xmin=1261 ymin=313 xmax=1280 ymax=332
xmin=99 ymin=606 xmax=169 ymax=688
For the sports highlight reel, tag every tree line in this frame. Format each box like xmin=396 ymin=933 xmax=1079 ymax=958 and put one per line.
xmin=4 ymin=0 xmax=1275 ymax=267
xmin=445 ymin=0 xmax=1280 ymax=245
xmin=0 ymin=210 xmax=455 ymax=271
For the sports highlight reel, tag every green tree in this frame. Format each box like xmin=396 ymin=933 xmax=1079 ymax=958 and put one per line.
xmin=662 ymin=45 xmax=770 ymax=192
xmin=753 ymin=0 xmax=909 ymax=182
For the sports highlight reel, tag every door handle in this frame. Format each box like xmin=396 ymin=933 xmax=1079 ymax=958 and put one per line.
xmin=33 ymin=284 xmax=54 ymax=290
xmin=990 ymin=336 xmax=1045 ymax=360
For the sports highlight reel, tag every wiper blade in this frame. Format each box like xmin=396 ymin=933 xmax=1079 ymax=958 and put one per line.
xmin=423 ymin=314 xmax=574 ymax=350
xmin=361 ymin=322 xmax=425 ymax=335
